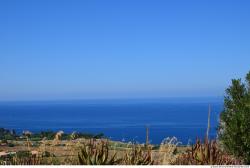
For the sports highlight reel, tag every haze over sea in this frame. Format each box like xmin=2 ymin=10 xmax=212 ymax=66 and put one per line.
xmin=0 ymin=97 xmax=222 ymax=144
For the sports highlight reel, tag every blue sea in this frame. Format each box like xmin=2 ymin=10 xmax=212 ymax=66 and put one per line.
xmin=0 ymin=97 xmax=223 ymax=144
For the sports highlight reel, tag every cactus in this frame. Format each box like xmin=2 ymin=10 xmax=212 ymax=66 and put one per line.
xmin=78 ymin=139 xmax=121 ymax=165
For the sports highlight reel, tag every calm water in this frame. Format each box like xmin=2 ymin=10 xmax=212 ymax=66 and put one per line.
xmin=0 ymin=97 xmax=223 ymax=144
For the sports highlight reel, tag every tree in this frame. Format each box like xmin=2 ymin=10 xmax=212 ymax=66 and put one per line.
xmin=218 ymin=71 xmax=250 ymax=164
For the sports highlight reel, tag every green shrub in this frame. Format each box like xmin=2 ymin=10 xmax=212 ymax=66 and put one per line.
xmin=218 ymin=71 xmax=250 ymax=164
xmin=0 ymin=128 xmax=17 ymax=140
xmin=1 ymin=139 xmax=8 ymax=144
xmin=8 ymin=143 xmax=15 ymax=147
xmin=30 ymin=137 xmax=42 ymax=141
xmin=16 ymin=151 xmax=32 ymax=158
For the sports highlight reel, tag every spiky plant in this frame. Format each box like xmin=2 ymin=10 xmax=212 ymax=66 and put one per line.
xmin=2 ymin=151 xmax=42 ymax=165
xmin=11 ymin=155 xmax=42 ymax=165
xmin=78 ymin=139 xmax=121 ymax=165
xmin=122 ymin=144 xmax=154 ymax=165
xmin=173 ymin=138 xmax=242 ymax=165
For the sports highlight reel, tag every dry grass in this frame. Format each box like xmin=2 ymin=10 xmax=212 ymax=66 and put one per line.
xmin=121 ymin=143 xmax=154 ymax=165
xmin=152 ymin=137 xmax=182 ymax=164
xmin=173 ymin=138 xmax=243 ymax=165
xmin=0 ymin=133 xmax=243 ymax=165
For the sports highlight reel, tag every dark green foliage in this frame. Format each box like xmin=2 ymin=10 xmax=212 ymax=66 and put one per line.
xmin=0 ymin=128 xmax=17 ymax=140
xmin=1 ymin=139 xmax=8 ymax=144
xmin=30 ymin=137 xmax=42 ymax=141
xmin=39 ymin=131 xmax=56 ymax=140
xmin=173 ymin=138 xmax=242 ymax=165
xmin=78 ymin=139 xmax=122 ymax=165
xmin=41 ymin=151 xmax=55 ymax=157
xmin=152 ymin=145 xmax=160 ymax=150
xmin=8 ymin=143 xmax=15 ymax=147
xmin=0 ymin=128 xmax=105 ymax=141
xmin=218 ymin=71 xmax=250 ymax=164
xmin=15 ymin=151 xmax=32 ymax=158
xmin=32 ymin=131 xmax=104 ymax=141
xmin=93 ymin=133 xmax=104 ymax=139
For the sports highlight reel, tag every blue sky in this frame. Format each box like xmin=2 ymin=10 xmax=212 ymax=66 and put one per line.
xmin=0 ymin=0 xmax=250 ymax=100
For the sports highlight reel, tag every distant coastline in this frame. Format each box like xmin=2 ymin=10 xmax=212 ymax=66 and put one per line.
xmin=0 ymin=97 xmax=223 ymax=144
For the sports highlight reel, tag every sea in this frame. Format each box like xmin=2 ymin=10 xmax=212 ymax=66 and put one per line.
xmin=0 ymin=97 xmax=223 ymax=145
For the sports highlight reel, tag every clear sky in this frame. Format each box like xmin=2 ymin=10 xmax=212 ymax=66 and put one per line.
xmin=0 ymin=0 xmax=250 ymax=100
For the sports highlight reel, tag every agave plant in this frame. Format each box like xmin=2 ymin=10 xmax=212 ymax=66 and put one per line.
xmin=78 ymin=139 xmax=121 ymax=165
xmin=122 ymin=144 xmax=154 ymax=165
xmin=173 ymin=138 xmax=242 ymax=165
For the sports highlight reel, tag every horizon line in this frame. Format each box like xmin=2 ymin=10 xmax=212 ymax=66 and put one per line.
xmin=0 ymin=95 xmax=224 ymax=103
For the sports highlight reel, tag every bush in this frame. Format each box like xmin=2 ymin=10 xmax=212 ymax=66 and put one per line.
xmin=218 ymin=71 xmax=250 ymax=164
xmin=30 ymin=137 xmax=42 ymax=141
xmin=0 ymin=128 xmax=17 ymax=140
xmin=122 ymin=144 xmax=154 ymax=165
xmin=16 ymin=151 xmax=32 ymax=158
xmin=173 ymin=138 xmax=242 ymax=165
xmin=8 ymin=143 xmax=15 ymax=147
xmin=1 ymin=139 xmax=8 ymax=144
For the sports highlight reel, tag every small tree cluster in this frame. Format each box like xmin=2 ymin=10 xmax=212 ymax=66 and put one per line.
xmin=219 ymin=71 xmax=250 ymax=164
